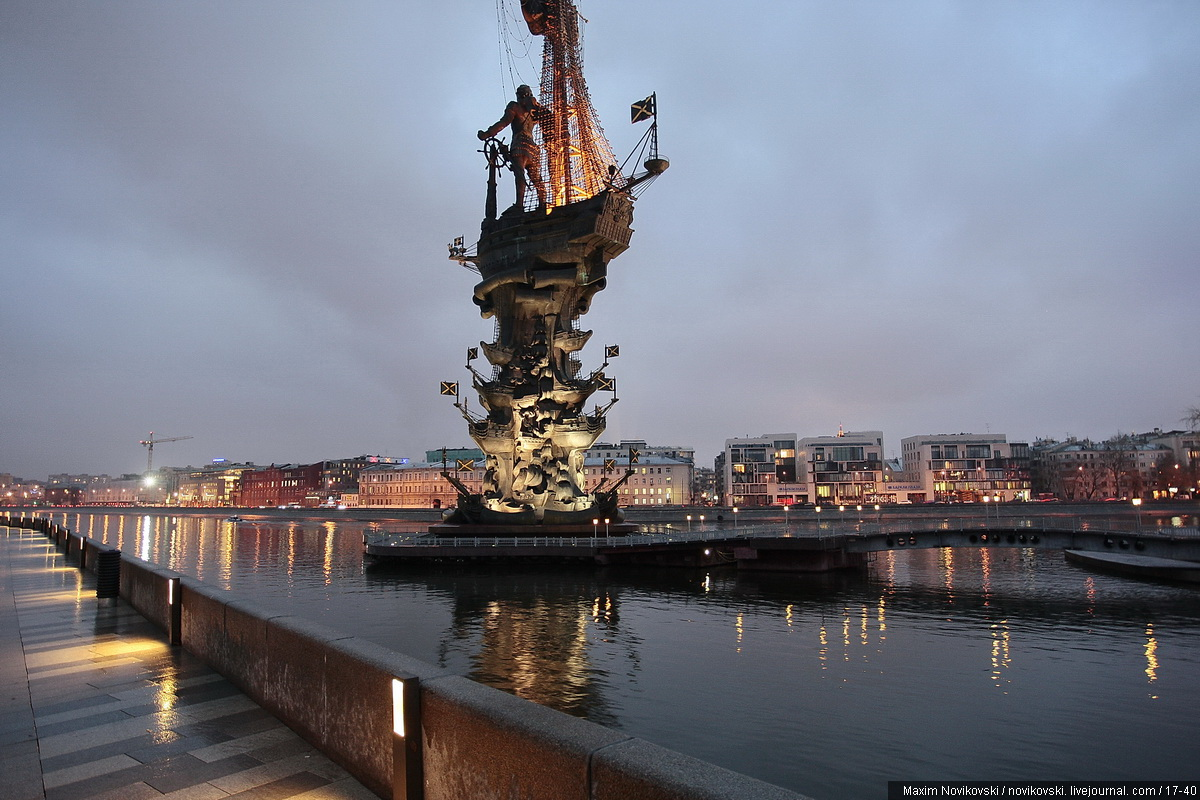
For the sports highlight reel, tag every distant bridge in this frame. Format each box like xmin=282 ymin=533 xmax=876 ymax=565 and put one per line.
xmin=364 ymin=516 xmax=1200 ymax=572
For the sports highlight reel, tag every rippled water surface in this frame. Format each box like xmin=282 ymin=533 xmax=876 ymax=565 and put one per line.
xmin=43 ymin=511 xmax=1200 ymax=798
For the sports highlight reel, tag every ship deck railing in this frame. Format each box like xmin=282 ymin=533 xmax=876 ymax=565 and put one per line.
xmin=364 ymin=519 xmax=1200 ymax=550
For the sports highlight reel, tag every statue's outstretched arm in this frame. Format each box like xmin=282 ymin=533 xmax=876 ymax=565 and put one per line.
xmin=478 ymin=102 xmax=518 ymax=141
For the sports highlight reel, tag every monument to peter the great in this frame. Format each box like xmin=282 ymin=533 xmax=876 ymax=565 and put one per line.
xmin=440 ymin=0 xmax=666 ymax=533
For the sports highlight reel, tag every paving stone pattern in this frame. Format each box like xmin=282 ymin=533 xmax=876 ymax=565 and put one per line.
xmin=1 ymin=526 xmax=379 ymax=800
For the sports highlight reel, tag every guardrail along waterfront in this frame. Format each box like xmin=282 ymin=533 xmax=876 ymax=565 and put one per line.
xmin=1 ymin=514 xmax=809 ymax=800
xmin=364 ymin=516 xmax=1200 ymax=570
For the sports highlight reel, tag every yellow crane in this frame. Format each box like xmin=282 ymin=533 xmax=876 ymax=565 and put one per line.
xmin=139 ymin=432 xmax=193 ymax=473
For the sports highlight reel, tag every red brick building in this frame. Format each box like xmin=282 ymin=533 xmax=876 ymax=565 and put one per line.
xmin=237 ymin=463 xmax=325 ymax=508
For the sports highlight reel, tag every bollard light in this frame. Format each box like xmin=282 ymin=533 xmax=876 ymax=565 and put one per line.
xmin=391 ymin=676 xmax=424 ymax=800
xmin=167 ymin=576 xmax=181 ymax=646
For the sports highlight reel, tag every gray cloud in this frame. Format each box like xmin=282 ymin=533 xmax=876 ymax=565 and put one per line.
xmin=2 ymin=0 xmax=1197 ymax=479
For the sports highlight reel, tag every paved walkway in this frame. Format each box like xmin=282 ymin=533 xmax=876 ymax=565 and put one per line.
xmin=1 ymin=525 xmax=377 ymax=800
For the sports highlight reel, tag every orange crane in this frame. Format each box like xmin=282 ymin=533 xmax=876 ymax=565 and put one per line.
xmin=139 ymin=432 xmax=193 ymax=473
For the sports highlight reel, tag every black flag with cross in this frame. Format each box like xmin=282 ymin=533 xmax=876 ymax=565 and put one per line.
xmin=631 ymin=94 xmax=656 ymax=124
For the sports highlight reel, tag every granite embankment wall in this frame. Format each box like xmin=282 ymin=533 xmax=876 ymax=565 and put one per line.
xmin=4 ymin=516 xmax=807 ymax=800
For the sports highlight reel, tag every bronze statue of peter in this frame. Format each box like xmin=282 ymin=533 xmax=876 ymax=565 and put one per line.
xmin=478 ymin=84 xmax=548 ymax=210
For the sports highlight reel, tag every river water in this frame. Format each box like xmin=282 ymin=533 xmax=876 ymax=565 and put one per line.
xmin=32 ymin=510 xmax=1200 ymax=798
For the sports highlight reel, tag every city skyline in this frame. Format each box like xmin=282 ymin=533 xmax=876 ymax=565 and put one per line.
xmin=7 ymin=418 xmax=1195 ymax=486
xmin=3 ymin=1 xmax=1198 ymax=480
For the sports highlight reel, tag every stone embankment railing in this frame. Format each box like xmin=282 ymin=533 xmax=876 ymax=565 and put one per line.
xmin=1 ymin=515 xmax=808 ymax=800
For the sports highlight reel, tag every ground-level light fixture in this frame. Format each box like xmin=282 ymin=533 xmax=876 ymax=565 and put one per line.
xmin=167 ymin=576 xmax=181 ymax=645
xmin=391 ymin=676 xmax=423 ymax=800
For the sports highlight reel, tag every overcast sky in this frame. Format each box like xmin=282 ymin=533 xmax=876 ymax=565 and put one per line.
xmin=3 ymin=0 xmax=1198 ymax=480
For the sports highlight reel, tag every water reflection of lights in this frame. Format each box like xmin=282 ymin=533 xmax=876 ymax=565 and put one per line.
xmin=473 ymin=599 xmax=595 ymax=711
xmin=591 ymin=594 xmax=616 ymax=624
xmin=841 ymin=609 xmax=850 ymax=660
xmin=196 ymin=518 xmax=211 ymax=581
xmin=702 ymin=573 xmax=711 ymax=593
xmin=990 ymin=619 xmax=1012 ymax=691
xmin=139 ymin=515 xmax=153 ymax=562
xmin=881 ymin=549 xmax=895 ymax=582
xmin=825 ymin=601 xmax=889 ymax=661
xmin=323 ymin=522 xmax=336 ymax=585
xmin=1145 ymin=624 xmax=1159 ymax=697
xmin=286 ymin=523 xmax=299 ymax=580
xmin=168 ymin=517 xmax=184 ymax=573
xmin=785 ymin=604 xmax=793 ymax=629
xmin=217 ymin=519 xmax=233 ymax=589
xmin=736 ymin=612 xmax=744 ymax=653
xmin=980 ymin=548 xmax=993 ymax=603
xmin=940 ymin=548 xmax=956 ymax=600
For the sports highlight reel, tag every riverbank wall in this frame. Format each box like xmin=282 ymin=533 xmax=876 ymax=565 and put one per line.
xmin=2 ymin=514 xmax=807 ymax=800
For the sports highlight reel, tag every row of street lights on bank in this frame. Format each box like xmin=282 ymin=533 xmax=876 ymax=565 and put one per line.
xmin=648 ymin=495 xmax=1153 ymax=538
xmin=679 ymin=503 xmax=892 ymax=531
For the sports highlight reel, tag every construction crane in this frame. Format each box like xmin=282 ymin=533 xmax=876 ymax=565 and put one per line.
xmin=139 ymin=432 xmax=193 ymax=473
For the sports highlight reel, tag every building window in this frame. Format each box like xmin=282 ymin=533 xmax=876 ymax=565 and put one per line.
xmin=833 ymin=446 xmax=863 ymax=462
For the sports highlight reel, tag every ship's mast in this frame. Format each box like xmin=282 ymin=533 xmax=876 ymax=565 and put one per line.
xmin=525 ymin=0 xmax=620 ymax=209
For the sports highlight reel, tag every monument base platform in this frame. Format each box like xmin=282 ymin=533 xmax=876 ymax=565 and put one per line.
xmin=430 ymin=521 xmax=639 ymax=538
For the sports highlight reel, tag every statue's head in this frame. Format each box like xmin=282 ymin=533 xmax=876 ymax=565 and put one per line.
xmin=516 ymin=84 xmax=533 ymax=99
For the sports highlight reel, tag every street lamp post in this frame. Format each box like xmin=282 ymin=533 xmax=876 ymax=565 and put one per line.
xmin=1131 ymin=497 xmax=1142 ymax=531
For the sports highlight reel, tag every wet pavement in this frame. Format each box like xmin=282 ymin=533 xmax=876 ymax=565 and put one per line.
xmin=0 ymin=524 xmax=377 ymax=800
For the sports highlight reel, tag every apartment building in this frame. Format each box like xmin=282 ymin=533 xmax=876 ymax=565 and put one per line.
xmin=797 ymin=431 xmax=886 ymax=505
xmin=1033 ymin=438 xmax=1174 ymax=500
xmin=237 ymin=463 xmax=324 ymax=508
xmin=901 ymin=434 xmax=1031 ymax=502
xmin=721 ymin=434 xmax=804 ymax=507
xmin=176 ymin=462 xmax=258 ymax=507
